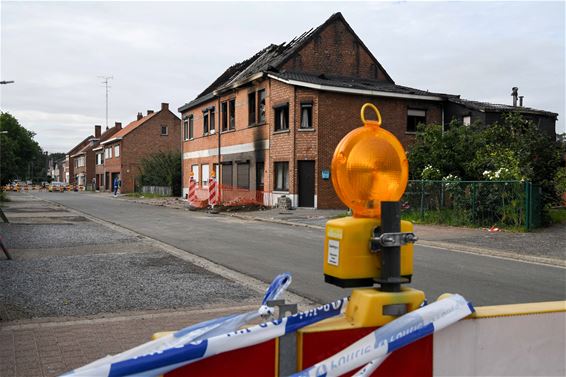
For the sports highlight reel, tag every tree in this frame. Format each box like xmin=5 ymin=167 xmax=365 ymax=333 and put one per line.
xmin=408 ymin=113 xmax=563 ymax=206
xmin=137 ymin=151 xmax=182 ymax=196
xmin=0 ymin=112 xmax=46 ymax=185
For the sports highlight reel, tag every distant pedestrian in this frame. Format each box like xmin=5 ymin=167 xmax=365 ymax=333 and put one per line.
xmin=113 ymin=176 xmax=119 ymax=197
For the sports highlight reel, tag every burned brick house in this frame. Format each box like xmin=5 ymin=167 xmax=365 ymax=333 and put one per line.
xmin=178 ymin=12 xmax=449 ymax=208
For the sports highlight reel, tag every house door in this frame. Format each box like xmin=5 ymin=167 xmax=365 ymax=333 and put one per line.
xmin=298 ymin=160 xmax=315 ymax=207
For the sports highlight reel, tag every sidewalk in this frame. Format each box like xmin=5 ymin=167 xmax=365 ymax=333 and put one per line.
xmin=224 ymin=208 xmax=566 ymax=267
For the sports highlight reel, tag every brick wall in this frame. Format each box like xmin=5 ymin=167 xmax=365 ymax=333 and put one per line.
xmin=120 ymin=106 xmax=182 ymax=193
xmin=281 ymin=17 xmax=390 ymax=82
xmin=317 ymin=92 xmax=443 ymax=208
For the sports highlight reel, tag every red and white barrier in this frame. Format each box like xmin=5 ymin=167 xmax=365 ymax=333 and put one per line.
xmin=188 ymin=174 xmax=197 ymax=204
xmin=208 ymin=174 xmax=218 ymax=206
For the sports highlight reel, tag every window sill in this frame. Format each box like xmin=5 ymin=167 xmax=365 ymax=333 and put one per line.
xmin=298 ymin=128 xmax=315 ymax=132
xmin=249 ymin=122 xmax=266 ymax=128
xmin=273 ymin=129 xmax=290 ymax=135
xmin=221 ymin=129 xmax=236 ymax=134
xmin=405 ymin=131 xmax=417 ymax=135
xmin=273 ymin=190 xmax=290 ymax=194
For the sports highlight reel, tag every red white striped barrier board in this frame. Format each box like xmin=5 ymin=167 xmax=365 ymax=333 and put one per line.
xmin=208 ymin=177 xmax=218 ymax=206
xmin=188 ymin=176 xmax=197 ymax=204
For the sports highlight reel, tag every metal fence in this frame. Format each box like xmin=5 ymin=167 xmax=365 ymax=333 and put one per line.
xmin=141 ymin=185 xmax=172 ymax=196
xmin=402 ymin=180 xmax=542 ymax=230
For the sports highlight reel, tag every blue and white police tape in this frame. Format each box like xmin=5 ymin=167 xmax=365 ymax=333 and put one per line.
xmin=293 ymin=294 xmax=474 ymax=377
xmin=95 ymin=298 xmax=348 ymax=377
xmin=63 ymin=273 xmax=292 ymax=377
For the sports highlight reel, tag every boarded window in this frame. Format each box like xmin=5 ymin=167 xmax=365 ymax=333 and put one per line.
xmin=237 ymin=162 xmax=250 ymax=189
xmin=222 ymin=163 xmax=233 ymax=187
xmin=274 ymin=162 xmax=289 ymax=191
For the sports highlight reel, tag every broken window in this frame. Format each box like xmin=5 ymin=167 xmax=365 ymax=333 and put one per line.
xmin=407 ymin=109 xmax=426 ymax=133
xmin=248 ymin=92 xmax=256 ymax=125
xmin=229 ymin=99 xmax=236 ymax=130
xmin=221 ymin=101 xmax=228 ymax=131
xmin=189 ymin=115 xmax=194 ymax=139
xmin=203 ymin=111 xmax=209 ymax=135
xmin=274 ymin=104 xmax=289 ymax=131
xmin=258 ymin=89 xmax=266 ymax=123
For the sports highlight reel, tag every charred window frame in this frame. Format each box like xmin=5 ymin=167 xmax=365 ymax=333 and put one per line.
xmin=407 ymin=109 xmax=426 ymax=133
xmin=229 ymin=99 xmax=236 ymax=130
xmin=300 ymin=102 xmax=313 ymax=129
xmin=248 ymin=92 xmax=256 ymax=126
xmin=274 ymin=103 xmax=289 ymax=131
xmin=258 ymin=89 xmax=266 ymax=124
xmin=221 ymin=101 xmax=228 ymax=131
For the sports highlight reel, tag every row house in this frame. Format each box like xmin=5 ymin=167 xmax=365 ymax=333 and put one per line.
xmin=178 ymin=12 xmax=445 ymax=209
xmin=179 ymin=12 xmax=558 ymax=209
xmin=97 ymin=103 xmax=181 ymax=193
xmin=66 ymin=135 xmax=95 ymax=185
xmin=72 ymin=124 xmax=122 ymax=189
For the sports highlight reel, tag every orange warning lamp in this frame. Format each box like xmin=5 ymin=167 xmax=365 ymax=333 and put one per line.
xmin=324 ymin=103 xmax=414 ymax=288
xmin=331 ymin=103 xmax=408 ymax=218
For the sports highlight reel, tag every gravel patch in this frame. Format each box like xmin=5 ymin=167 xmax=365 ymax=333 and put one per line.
xmin=0 ymin=222 xmax=139 ymax=249
xmin=0 ymin=251 xmax=258 ymax=320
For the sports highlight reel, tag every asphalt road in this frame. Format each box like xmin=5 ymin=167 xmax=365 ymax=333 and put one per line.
xmin=33 ymin=192 xmax=566 ymax=306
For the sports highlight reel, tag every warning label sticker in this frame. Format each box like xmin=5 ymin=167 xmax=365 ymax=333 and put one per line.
xmin=328 ymin=240 xmax=340 ymax=266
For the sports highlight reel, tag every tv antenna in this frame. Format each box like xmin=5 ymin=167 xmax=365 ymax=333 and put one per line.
xmin=98 ymin=75 xmax=113 ymax=129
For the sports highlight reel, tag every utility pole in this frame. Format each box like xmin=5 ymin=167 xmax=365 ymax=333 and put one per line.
xmin=98 ymin=76 xmax=113 ymax=129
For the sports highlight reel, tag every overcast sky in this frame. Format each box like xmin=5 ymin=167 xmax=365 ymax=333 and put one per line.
xmin=1 ymin=1 xmax=564 ymax=153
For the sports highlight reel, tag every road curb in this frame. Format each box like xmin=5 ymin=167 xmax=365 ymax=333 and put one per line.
xmin=222 ymin=212 xmax=565 ymax=268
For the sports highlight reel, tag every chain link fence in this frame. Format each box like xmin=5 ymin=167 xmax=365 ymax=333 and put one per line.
xmin=402 ymin=180 xmax=542 ymax=230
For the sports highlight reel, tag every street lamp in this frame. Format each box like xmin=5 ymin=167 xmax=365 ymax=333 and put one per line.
xmin=0 ymin=81 xmax=15 ymax=85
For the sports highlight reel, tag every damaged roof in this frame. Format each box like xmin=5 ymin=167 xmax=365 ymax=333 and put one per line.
xmin=449 ymin=97 xmax=558 ymax=118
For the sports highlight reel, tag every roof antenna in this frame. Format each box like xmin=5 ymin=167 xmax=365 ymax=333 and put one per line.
xmin=98 ymin=75 xmax=114 ymax=129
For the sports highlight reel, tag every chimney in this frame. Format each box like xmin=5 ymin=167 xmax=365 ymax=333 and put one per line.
xmin=94 ymin=125 xmax=101 ymax=138
xmin=161 ymin=102 xmax=169 ymax=111
xmin=147 ymin=110 xmax=154 ymax=115
xmin=511 ymin=87 xmax=519 ymax=107
xmin=519 ymin=96 xmax=524 ymax=107
xmin=115 ymin=122 xmax=122 ymax=130
xmin=137 ymin=112 xmax=143 ymax=120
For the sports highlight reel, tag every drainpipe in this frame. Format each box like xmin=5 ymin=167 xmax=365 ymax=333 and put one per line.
xmin=218 ymin=95 xmax=221 ymax=203
xmin=293 ymin=86 xmax=297 ymax=208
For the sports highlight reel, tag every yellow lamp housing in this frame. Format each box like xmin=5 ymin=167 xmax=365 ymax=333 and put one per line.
xmin=324 ymin=103 xmax=413 ymax=288
xmin=324 ymin=216 xmax=414 ymax=287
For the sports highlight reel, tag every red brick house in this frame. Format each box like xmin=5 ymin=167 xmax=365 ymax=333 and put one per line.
xmin=178 ymin=12 xmax=445 ymax=208
xmin=99 ymin=103 xmax=181 ymax=193
xmin=66 ymin=135 xmax=96 ymax=185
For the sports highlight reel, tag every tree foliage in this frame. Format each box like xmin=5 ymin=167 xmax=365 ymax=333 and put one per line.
xmin=137 ymin=151 xmax=182 ymax=196
xmin=0 ymin=112 xmax=47 ymax=185
xmin=408 ymin=113 xmax=563 ymax=206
